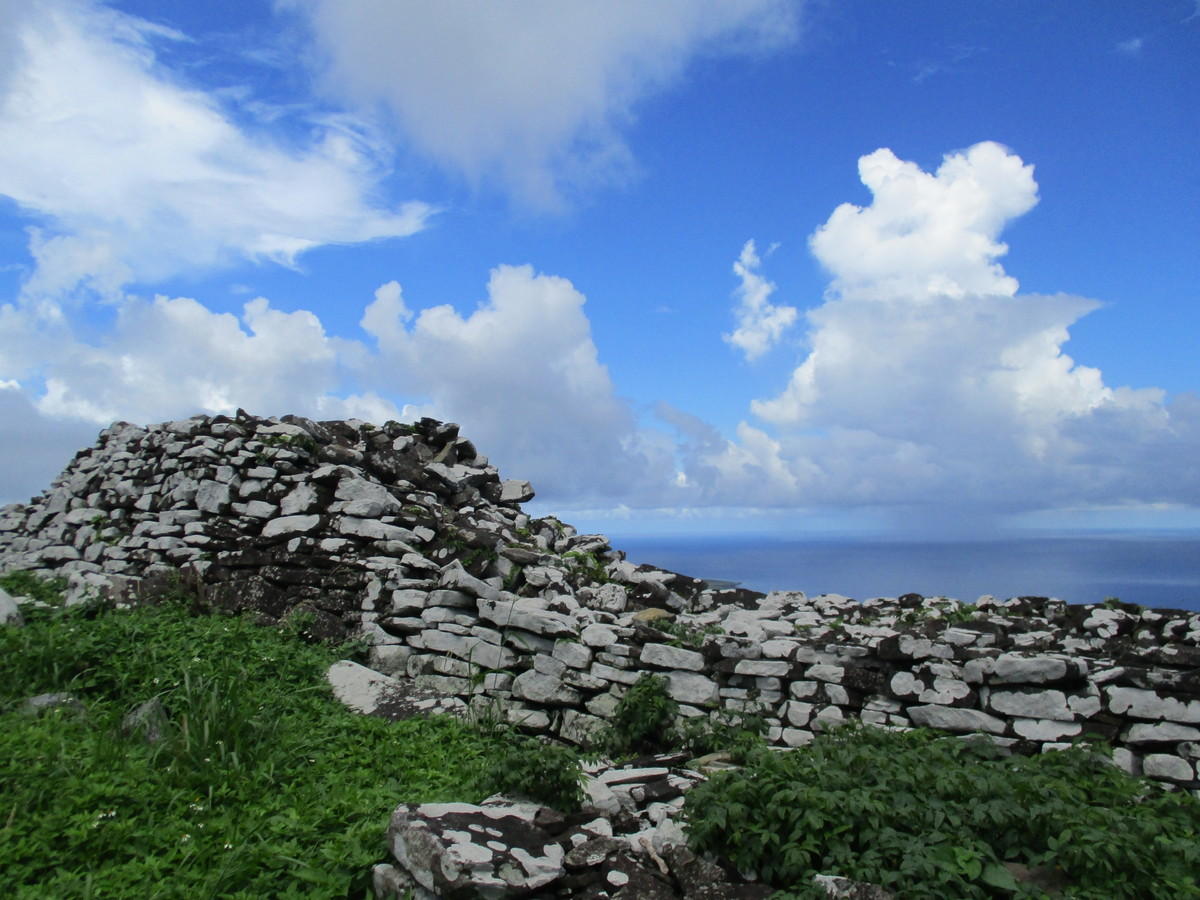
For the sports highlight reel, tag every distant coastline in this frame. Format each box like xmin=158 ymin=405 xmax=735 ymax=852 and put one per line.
xmin=614 ymin=531 xmax=1200 ymax=613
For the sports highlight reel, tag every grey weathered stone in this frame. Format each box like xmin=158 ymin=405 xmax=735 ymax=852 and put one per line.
xmin=552 ymin=639 xmax=593 ymax=669
xmin=478 ymin=596 xmax=575 ymax=637
xmin=337 ymin=517 xmax=416 ymax=543
xmin=0 ymin=587 xmax=23 ymax=627
xmin=387 ymin=799 xmax=564 ymax=898
xmin=1011 ymin=718 xmax=1083 ymax=741
xmin=262 ymin=514 xmax=322 ymax=539
xmin=587 ymin=582 xmax=628 ymax=613
xmin=499 ymin=480 xmax=535 ymax=504
xmin=512 ymin=670 xmax=582 ymax=706
xmin=640 ymin=643 xmax=706 ymax=672
xmin=987 ymin=689 xmax=1074 ymax=722
xmin=662 ymin=671 xmax=720 ymax=707
xmin=195 ymin=480 xmax=232 ymax=513
xmin=441 ymin=562 xmax=501 ymax=603
xmin=580 ymin=623 xmax=618 ymax=648
xmin=1141 ymin=753 xmax=1195 ymax=782
xmin=908 ymin=705 xmax=1007 ymax=735
xmin=1107 ymin=686 xmax=1200 ymax=723
xmin=1124 ymin=722 xmax=1200 ymax=744
xmin=990 ymin=653 xmax=1082 ymax=685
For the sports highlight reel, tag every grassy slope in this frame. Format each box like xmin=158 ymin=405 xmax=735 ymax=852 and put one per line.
xmin=0 ymin=591 xmax=496 ymax=899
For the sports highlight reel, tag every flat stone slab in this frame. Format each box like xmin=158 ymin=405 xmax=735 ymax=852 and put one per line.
xmin=327 ymin=660 xmax=465 ymax=720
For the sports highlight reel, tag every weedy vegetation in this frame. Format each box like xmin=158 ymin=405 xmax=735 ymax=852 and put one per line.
xmin=4 ymin=572 xmax=1197 ymax=899
xmin=0 ymin=574 xmax=501 ymax=899
xmin=684 ymin=724 xmax=1200 ymax=899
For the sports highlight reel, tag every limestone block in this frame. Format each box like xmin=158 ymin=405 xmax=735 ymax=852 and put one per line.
xmin=990 ymin=653 xmax=1084 ymax=685
xmin=427 ymin=589 xmax=476 ymax=609
xmin=441 ymin=562 xmax=501 ymax=603
xmin=280 ymin=483 xmax=320 ymax=515
xmin=261 ymin=514 xmax=322 ymax=539
xmin=561 ymin=709 xmax=604 ymax=746
xmin=663 ymin=671 xmax=719 ymax=707
xmin=907 ymin=705 xmax=1007 ymax=735
xmin=987 ymin=688 xmax=1074 ymax=722
xmin=478 ymin=596 xmax=575 ymax=637
xmin=1141 ymin=754 xmax=1195 ymax=783
xmin=640 ymin=643 xmax=705 ymax=672
xmin=889 ymin=672 xmax=924 ymax=700
xmin=810 ymin=706 xmax=846 ymax=732
xmin=825 ymin=685 xmax=854 ymax=706
xmin=586 ymin=692 xmax=620 ymax=718
xmin=780 ymin=728 xmax=815 ymax=748
xmin=919 ymin=677 xmax=973 ymax=707
xmin=534 ymin=654 xmax=567 ymax=679
xmin=1124 ymin=722 xmax=1200 ymax=744
xmin=1107 ymin=686 xmax=1200 ymax=724
xmin=784 ymin=701 xmax=814 ymax=727
xmin=1011 ymin=718 xmax=1083 ymax=741
xmin=790 ymin=680 xmax=819 ymax=699
xmin=338 ymin=517 xmax=417 ymax=544
xmin=512 ymin=670 xmax=581 ymax=706
xmin=733 ymin=659 xmax=792 ymax=678
xmin=587 ymin=583 xmax=628 ymax=613
xmin=390 ymin=590 xmax=430 ymax=615
xmin=1 ymin=588 xmax=23 ymax=627
xmin=552 ymin=639 xmax=593 ymax=669
xmin=327 ymin=660 xmax=404 ymax=716
xmin=590 ymin=662 xmax=641 ymax=686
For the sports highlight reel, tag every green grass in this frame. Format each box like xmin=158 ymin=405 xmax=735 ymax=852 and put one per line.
xmin=1 ymin=587 xmax=499 ymax=899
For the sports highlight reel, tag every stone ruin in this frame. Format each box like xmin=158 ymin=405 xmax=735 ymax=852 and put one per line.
xmin=3 ymin=410 xmax=1199 ymax=897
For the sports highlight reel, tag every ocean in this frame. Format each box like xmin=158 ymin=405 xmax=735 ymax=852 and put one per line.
xmin=611 ymin=533 xmax=1200 ymax=613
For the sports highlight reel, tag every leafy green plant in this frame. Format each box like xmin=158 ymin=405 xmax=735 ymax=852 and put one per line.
xmin=684 ymin=724 xmax=1200 ymax=899
xmin=475 ymin=736 xmax=585 ymax=813
xmin=654 ymin=618 xmax=723 ymax=648
xmin=680 ymin=704 xmax=769 ymax=763
xmin=0 ymin=569 xmax=68 ymax=607
xmin=590 ymin=674 xmax=680 ymax=760
xmin=562 ymin=550 xmax=609 ymax=585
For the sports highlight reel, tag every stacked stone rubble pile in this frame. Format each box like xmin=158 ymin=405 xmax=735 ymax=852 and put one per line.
xmin=369 ymin=754 xmax=785 ymax=900
xmin=3 ymin=412 xmax=1200 ymax=794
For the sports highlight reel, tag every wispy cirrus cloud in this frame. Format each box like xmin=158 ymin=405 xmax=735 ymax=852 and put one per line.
xmin=0 ymin=0 xmax=430 ymax=302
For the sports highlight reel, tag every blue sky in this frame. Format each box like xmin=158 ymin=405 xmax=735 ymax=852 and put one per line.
xmin=0 ymin=0 xmax=1197 ymax=540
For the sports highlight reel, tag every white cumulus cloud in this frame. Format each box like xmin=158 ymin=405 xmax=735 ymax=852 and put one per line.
xmin=13 ymin=294 xmax=349 ymax=427
xmin=724 ymin=240 xmax=797 ymax=361
xmin=283 ymin=0 xmax=799 ymax=207
xmin=679 ymin=142 xmax=1198 ymax=521
xmin=809 ymin=142 xmax=1037 ymax=302
xmin=360 ymin=265 xmax=674 ymax=499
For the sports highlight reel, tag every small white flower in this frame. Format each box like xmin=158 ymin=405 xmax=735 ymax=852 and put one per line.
xmin=181 ymin=834 xmax=191 ymax=843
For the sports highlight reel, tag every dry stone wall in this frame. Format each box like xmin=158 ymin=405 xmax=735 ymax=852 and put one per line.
xmin=3 ymin=411 xmax=1200 ymax=793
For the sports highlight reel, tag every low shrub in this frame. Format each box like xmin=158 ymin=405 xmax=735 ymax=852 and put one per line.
xmin=684 ymin=724 xmax=1200 ymax=899
xmin=475 ymin=736 xmax=586 ymax=812
xmin=590 ymin=673 xmax=680 ymax=759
